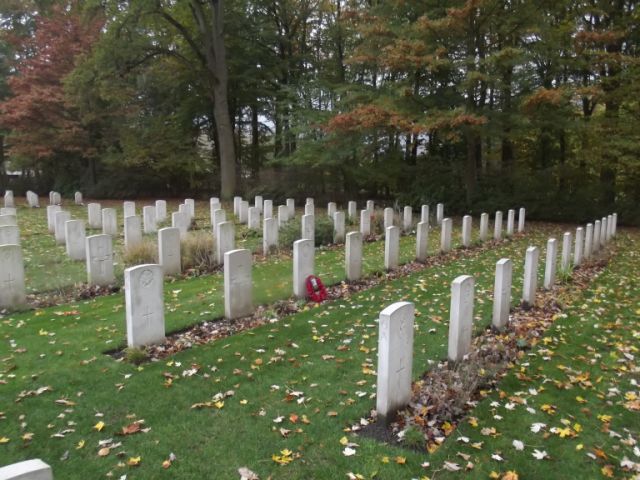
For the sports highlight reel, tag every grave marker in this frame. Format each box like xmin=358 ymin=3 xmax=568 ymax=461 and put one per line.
xmin=248 ymin=206 xmax=260 ymax=230
xmin=215 ymin=221 xmax=235 ymax=264
xmin=574 ymin=227 xmax=584 ymax=267
xmin=440 ymin=218 xmax=452 ymax=252
xmin=263 ymin=217 xmax=278 ymax=254
xmin=88 ymin=203 xmax=102 ymax=229
xmin=436 ymin=203 xmax=444 ymax=225
xmin=543 ymin=238 xmax=558 ymax=289
xmin=507 ymin=209 xmax=515 ymax=236
xmin=0 ymin=458 xmax=53 ymax=480
xmin=124 ymin=215 xmax=142 ymax=250
xmin=518 ymin=207 xmax=526 ymax=232
xmin=125 ymin=264 xmax=165 ymax=348
xmin=492 ymin=259 xmax=512 ymax=331
xmin=0 ymin=244 xmax=26 ymax=309
xmin=384 ymin=207 xmax=394 ymax=230
xmin=224 ymin=249 xmax=253 ymax=319
xmin=333 ymin=211 xmax=345 ymax=243
xmin=143 ymin=206 xmax=157 ymax=234
xmin=345 ymin=231 xmax=362 ymax=281
xmin=360 ymin=209 xmax=371 ymax=236
xmin=101 ymin=208 xmax=117 ymax=236
xmin=302 ymin=214 xmax=315 ymax=244
xmin=479 ymin=212 xmax=489 ymax=241
xmin=416 ymin=221 xmax=429 ymax=262
xmin=155 ymin=200 xmax=167 ymax=221
xmin=584 ymin=223 xmax=593 ymax=259
xmin=123 ymin=201 xmax=136 ymax=218
xmin=74 ymin=191 xmax=83 ymax=205
xmin=494 ymin=211 xmax=503 ymax=240
xmin=65 ymin=220 xmax=86 ymax=261
xmin=54 ymin=210 xmax=71 ymax=244
xmin=293 ymin=239 xmax=314 ymax=298
xmin=158 ymin=227 xmax=181 ymax=276
xmin=86 ymin=234 xmax=115 ymax=286
xmin=461 ymin=215 xmax=472 ymax=247
xmin=47 ymin=205 xmax=61 ymax=232
xmin=403 ymin=206 xmax=412 ymax=233
xmin=448 ymin=275 xmax=475 ymax=362
xmin=561 ymin=232 xmax=572 ymax=271
xmin=421 ymin=204 xmax=429 ymax=224
xmin=0 ymin=225 xmax=20 ymax=245
xmin=348 ymin=201 xmax=357 ymax=220
xmin=384 ymin=226 xmax=400 ymax=270
xmin=522 ymin=246 xmax=540 ymax=307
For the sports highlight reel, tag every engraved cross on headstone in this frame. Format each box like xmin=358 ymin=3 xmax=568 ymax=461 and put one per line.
xmin=142 ymin=304 xmax=154 ymax=329
xmin=3 ymin=271 xmax=16 ymax=292
xmin=94 ymin=241 xmax=111 ymax=275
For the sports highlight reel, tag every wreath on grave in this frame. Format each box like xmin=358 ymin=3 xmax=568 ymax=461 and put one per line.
xmin=305 ymin=275 xmax=328 ymax=303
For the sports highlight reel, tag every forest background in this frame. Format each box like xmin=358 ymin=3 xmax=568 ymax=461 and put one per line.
xmin=0 ymin=0 xmax=638 ymax=224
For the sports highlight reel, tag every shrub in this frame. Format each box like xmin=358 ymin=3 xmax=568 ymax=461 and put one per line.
xmin=278 ymin=219 xmax=301 ymax=249
xmin=181 ymin=231 xmax=217 ymax=273
xmin=314 ymin=215 xmax=335 ymax=246
xmin=122 ymin=240 xmax=157 ymax=267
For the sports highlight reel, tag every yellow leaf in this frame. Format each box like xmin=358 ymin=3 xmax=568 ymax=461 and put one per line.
xmin=502 ymin=471 xmax=519 ymax=480
xmin=76 ymin=440 xmax=85 ymax=450
xmin=0 ymin=437 xmax=10 ymax=444
xmin=93 ymin=421 xmax=105 ymax=432
xmin=98 ymin=447 xmax=110 ymax=457
xmin=127 ymin=456 xmax=141 ymax=466
xmin=162 ymin=459 xmax=172 ymax=469
xmin=489 ymin=472 xmax=500 ymax=479
xmin=468 ymin=417 xmax=478 ymax=427
xmin=339 ymin=436 xmax=349 ymax=446
xmin=381 ymin=456 xmax=390 ymax=464
xmin=21 ymin=432 xmax=34 ymax=441
xmin=214 ymin=401 xmax=224 ymax=409
xmin=576 ymin=444 xmax=584 ymax=451
xmin=601 ymin=465 xmax=614 ymax=477
xmin=395 ymin=456 xmax=406 ymax=465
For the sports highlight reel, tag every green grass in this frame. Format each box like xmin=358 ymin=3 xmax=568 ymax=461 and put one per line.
xmin=1 ymin=214 xmax=607 ymax=479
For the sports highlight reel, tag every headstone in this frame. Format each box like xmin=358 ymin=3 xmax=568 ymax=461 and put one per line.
xmin=360 ymin=209 xmax=371 ymax=236
xmin=254 ymin=195 xmax=263 ymax=213
xmin=366 ymin=200 xmax=374 ymax=212
xmin=0 ymin=458 xmax=53 ymax=480
xmin=574 ymin=227 xmax=584 ymax=267
xmin=215 ymin=221 xmax=235 ymax=264
xmin=612 ymin=213 xmax=617 ymax=236
xmin=54 ymin=210 xmax=71 ymax=244
xmin=494 ymin=211 xmax=503 ymax=241
xmin=383 ymin=207 xmax=394 ymax=230
xmin=248 ymin=206 xmax=260 ymax=230
xmin=124 ymin=215 xmax=142 ymax=250
xmin=0 ymin=225 xmax=20 ymax=245
xmin=0 ymin=245 xmax=26 ymax=309
xmin=185 ymin=198 xmax=195 ymax=220
xmin=607 ymin=214 xmax=613 ymax=240
xmin=333 ymin=211 xmax=345 ymax=243
xmin=416 ymin=221 xmax=428 ymax=262
xmin=506 ymin=209 xmax=515 ymax=236
xmin=345 ymin=231 xmax=362 ymax=281
xmin=421 ymin=204 xmax=429 ymax=224
xmin=305 ymin=197 xmax=314 ymax=207
xmin=158 ymin=227 xmax=181 ymax=276
xmin=102 ymin=208 xmax=118 ymax=236
xmin=87 ymin=203 xmax=102 ymax=229
xmin=74 ymin=191 xmax=83 ymax=205
xmin=522 ymin=246 xmax=540 ymax=307
xmin=224 ymin=249 xmax=253 ymax=319
xmin=155 ymin=200 xmax=167 ymax=222
xmin=212 ymin=209 xmax=226 ymax=234
xmin=384 ymin=226 xmax=400 ymax=270
xmin=403 ymin=206 xmax=412 ymax=233
xmin=304 ymin=203 xmax=314 ymax=216
xmin=278 ymin=205 xmax=289 ymax=228
xmin=561 ymin=232 xmax=572 ymax=271
xmin=143 ymin=206 xmax=157 ymax=234
xmin=65 ymin=220 xmax=86 ymax=261
xmin=593 ymin=220 xmax=601 ymax=251
xmin=47 ymin=205 xmax=61 ymax=232
xmin=375 ymin=301 xmax=415 ymax=422
xmin=48 ymin=191 xmax=54 ymax=205
xmin=293 ymin=239 xmax=314 ymax=298
xmin=86 ymin=234 xmax=115 ymax=286
xmin=348 ymin=201 xmax=357 ymax=220
xmin=286 ymin=198 xmax=295 ymax=218
xmin=461 ymin=215 xmax=472 ymax=247
xmin=123 ymin=201 xmax=136 ymax=218
xmin=600 ymin=217 xmax=608 ymax=245
xmin=171 ymin=211 xmax=189 ymax=238
xmin=0 ymin=215 xmax=17 ymax=227
xmin=178 ymin=203 xmax=187 ymax=217
xmin=440 ymin=218 xmax=452 ymax=252
xmin=543 ymin=238 xmax=558 ymax=289
xmin=436 ymin=203 xmax=444 ymax=225
xmin=327 ymin=202 xmax=337 ymax=219
xmin=448 ymin=275 xmax=475 ymax=362
xmin=584 ymin=223 xmax=593 ymax=259
xmin=209 ymin=197 xmax=221 ymax=217
xmin=51 ymin=192 xmax=61 ymax=205
xmin=263 ymin=200 xmax=273 ymax=219
xmin=239 ymin=200 xmax=249 ymax=224
xmin=0 ymin=207 xmax=16 ymax=216
xmin=492 ymin=259 xmax=512 ymax=331
xmin=233 ymin=196 xmax=242 ymax=217
xmin=302 ymin=214 xmax=315 ymax=244
xmin=479 ymin=213 xmax=489 ymax=241
xmin=518 ymin=207 xmax=526 ymax=232
xmin=4 ymin=190 xmax=14 ymax=208
xmin=263 ymin=217 xmax=278 ymax=254
xmin=124 ymin=264 xmax=165 ymax=348
xmin=26 ymin=191 xmax=39 ymax=208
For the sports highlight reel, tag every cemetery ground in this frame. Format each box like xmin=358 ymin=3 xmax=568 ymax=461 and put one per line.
xmin=1 ymin=203 xmax=638 ymax=479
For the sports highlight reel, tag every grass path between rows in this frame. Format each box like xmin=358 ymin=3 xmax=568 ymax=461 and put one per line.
xmin=1 ymin=223 xmax=626 ymax=479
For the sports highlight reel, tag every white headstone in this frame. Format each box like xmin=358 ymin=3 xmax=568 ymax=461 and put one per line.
xmin=607 ymin=214 xmax=613 ymax=240
xmin=0 ymin=225 xmax=20 ymax=245
xmin=0 ymin=244 xmax=26 ymax=309
xmin=254 ymin=195 xmax=263 ymax=213
xmin=348 ymin=201 xmax=357 ymax=220
xmin=102 ymin=208 xmax=117 ymax=236
xmin=233 ymin=196 xmax=242 ymax=217
xmin=212 ymin=209 xmax=226 ymax=234
xmin=263 ymin=200 xmax=273 ymax=219
xmin=522 ymin=245 xmax=540 ymax=306
xmin=74 ymin=191 xmax=83 ymax=205
xmin=366 ymin=200 xmax=374 ymax=212
xmin=593 ymin=220 xmax=601 ymax=251
xmin=305 ymin=197 xmax=314 ymax=207
xmin=420 ymin=204 xmax=429 ymax=224
xmin=561 ymin=232 xmax=572 ymax=271
xmin=302 ymin=214 xmax=315 ymax=244
xmin=0 ymin=458 xmax=53 ymax=480
xmin=440 ymin=218 xmax=452 ymax=252
xmin=345 ymin=231 xmax=362 ymax=281
xmin=543 ymin=238 xmax=558 ymax=289
xmin=479 ymin=212 xmax=489 ymax=241
xmin=239 ymin=200 xmax=249 ymax=224
xmin=416 ymin=221 xmax=428 ymax=262
xmin=27 ymin=191 xmax=39 ymax=208
xmin=171 ymin=211 xmax=189 ymax=239
xmin=384 ymin=226 xmax=400 ymax=270
xmin=143 ymin=206 xmax=157 ymax=234
xmin=123 ymin=201 xmax=136 ymax=218
xmin=403 ymin=206 xmax=412 ymax=233
xmin=383 ymin=207 xmax=394 ymax=230
xmin=375 ymin=301 xmax=415 ymax=422
xmin=65 ymin=220 xmax=86 ymax=261
xmin=278 ymin=205 xmax=289 ymax=228
xmin=54 ymin=210 xmax=71 ymax=244
xmin=304 ymin=203 xmax=314 ymax=216
xmin=224 ymin=249 xmax=253 ymax=319
xmin=158 ymin=227 xmax=181 ymax=276
xmin=51 ymin=192 xmax=61 ymax=205
xmin=436 ymin=203 xmax=444 ymax=225
xmin=448 ymin=275 xmax=475 ymax=362
xmin=0 ymin=215 xmax=17 ymax=227
xmin=248 ymin=206 xmax=260 ymax=230
xmin=461 ymin=215 xmax=472 ymax=247
xmin=600 ymin=217 xmax=607 ymax=245
xmin=360 ymin=209 xmax=371 ymax=236
xmin=518 ymin=207 xmax=526 ymax=232
xmin=286 ymin=198 xmax=295 ymax=218
xmin=155 ymin=200 xmax=167 ymax=221
xmin=125 ymin=264 xmax=165 ymax=348
xmin=3 ymin=190 xmax=14 ymax=208
xmin=263 ymin=217 xmax=278 ymax=255
xmin=612 ymin=213 xmax=617 ymax=236
xmin=86 ymin=234 xmax=115 ymax=286
xmin=494 ymin=211 xmax=503 ymax=241
xmin=209 ymin=198 xmax=221 ymax=225
xmin=0 ymin=207 xmax=16 ymax=216
xmin=574 ymin=227 xmax=584 ymax=267
xmin=506 ymin=209 xmax=515 ymax=236
xmin=185 ymin=198 xmax=195 ymax=220
xmin=215 ymin=221 xmax=235 ymax=264
xmin=492 ymin=259 xmax=512 ymax=331
xmin=584 ymin=223 xmax=593 ymax=259
xmin=333 ymin=211 xmax=345 ymax=243
xmin=88 ymin=203 xmax=102 ymax=229
xmin=124 ymin=215 xmax=142 ymax=250
xmin=293 ymin=238 xmax=314 ymax=298
xmin=327 ymin=202 xmax=337 ymax=219
xmin=46 ymin=205 xmax=61 ymax=232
